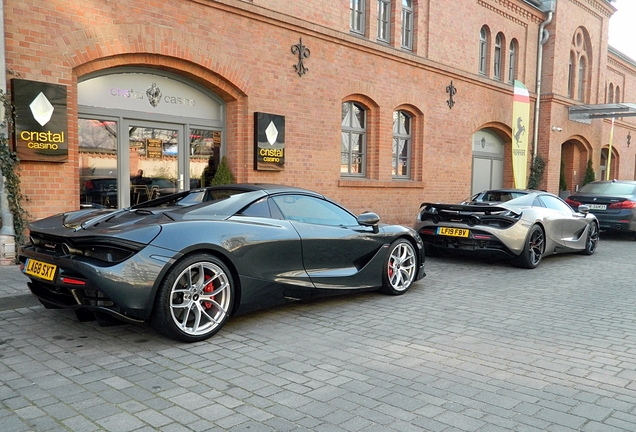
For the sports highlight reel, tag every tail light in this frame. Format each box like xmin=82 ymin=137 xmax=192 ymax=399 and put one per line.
xmin=565 ymin=198 xmax=580 ymax=207
xmin=609 ymin=200 xmax=636 ymax=209
xmin=419 ymin=228 xmax=436 ymax=236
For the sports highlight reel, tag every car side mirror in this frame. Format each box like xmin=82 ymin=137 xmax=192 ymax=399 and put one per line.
xmin=578 ymin=204 xmax=590 ymax=215
xmin=358 ymin=212 xmax=380 ymax=233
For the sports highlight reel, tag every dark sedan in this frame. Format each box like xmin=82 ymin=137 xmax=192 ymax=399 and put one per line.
xmin=19 ymin=184 xmax=425 ymax=342
xmin=566 ymin=180 xmax=636 ymax=239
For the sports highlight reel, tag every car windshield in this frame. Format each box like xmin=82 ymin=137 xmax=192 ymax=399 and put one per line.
xmin=579 ymin=182 xmax=636 ymax=195
xmin=504 ymin=194 xmax=536 ymax=207
xmin=480 ymin=191 xmax=527 ymax=202
xmin=133 ymin=188 xmax=248 ymax=209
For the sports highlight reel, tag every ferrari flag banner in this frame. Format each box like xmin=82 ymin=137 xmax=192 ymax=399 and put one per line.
xmin=511 ymin=80 xmax=530 ymax=189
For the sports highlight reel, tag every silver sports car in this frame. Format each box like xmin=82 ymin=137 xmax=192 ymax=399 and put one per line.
xmin=414 ymin=190 xmax=599 ymax=268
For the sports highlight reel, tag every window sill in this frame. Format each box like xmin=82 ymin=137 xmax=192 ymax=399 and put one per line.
xmin=338 ymin=179 xmax=424 ymax=188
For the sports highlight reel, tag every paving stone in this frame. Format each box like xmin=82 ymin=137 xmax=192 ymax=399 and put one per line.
xmin=3 ymin=236 xmax=636 ymax=430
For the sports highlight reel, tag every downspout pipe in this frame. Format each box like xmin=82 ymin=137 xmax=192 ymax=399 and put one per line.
xmin=532 ymin=10 xmax=554 ymax=160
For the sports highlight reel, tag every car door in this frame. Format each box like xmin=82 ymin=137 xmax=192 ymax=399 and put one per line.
xmin=270 ymin=194 xmax=386 ymax=290
xmin=539 ymin=194 xmax=588 ymax=247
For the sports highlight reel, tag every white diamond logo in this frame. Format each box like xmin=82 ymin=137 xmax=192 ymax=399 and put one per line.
xmin=265 ymin=121 xmax=278 ymax=145
xmin=29 ymin=92 xmax=54 ymax=126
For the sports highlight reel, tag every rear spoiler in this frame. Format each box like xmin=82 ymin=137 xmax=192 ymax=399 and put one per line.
xmin=419 ymin=202 xmax=510 ymax=214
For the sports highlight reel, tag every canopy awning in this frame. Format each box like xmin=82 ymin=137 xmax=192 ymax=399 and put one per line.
xmin=569 ymin=103 xmax=636 ymax=123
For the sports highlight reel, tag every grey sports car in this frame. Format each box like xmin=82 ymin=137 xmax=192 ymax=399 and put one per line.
xmin=414 ymin=190 xmax=599 ymax=268
xmin=19 ymin=184 xmax=425 ymax=342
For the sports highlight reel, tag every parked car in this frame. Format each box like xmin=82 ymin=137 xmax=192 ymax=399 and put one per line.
xmin=566 ymin=180 xmax=636 ymax=239
xmin=19 ymin=184 xmax=426 ymax=342
xmin=463 ymin=188 xmax=532 ymax=205
xmin=414 ymin=190 xmax=598 ymax=268
xmin=80 ymin=176 xmax=118 ymax=208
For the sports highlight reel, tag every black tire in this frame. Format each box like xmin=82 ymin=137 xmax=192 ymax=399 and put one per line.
xmin=151 ymin=254 xmax=234 ymax=342
xmin=380 ymin=239 xmax=417 ymax=295
xmin=581 ymin=222 xmax=599 ymax=255
xmin=515 ymin=225 xmax=545 ymax=269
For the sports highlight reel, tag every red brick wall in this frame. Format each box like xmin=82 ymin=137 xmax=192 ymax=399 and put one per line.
xmin=3 ymin=0 xmax=636 ymax=229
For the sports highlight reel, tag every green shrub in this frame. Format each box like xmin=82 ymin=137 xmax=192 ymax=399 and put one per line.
xmin=527 ymin=155 xmax=545 ymax=190
xmin=211 ymin=156 xmax=234 ymax=185
xmin=583 ymin=159 xmax=595 ymax=185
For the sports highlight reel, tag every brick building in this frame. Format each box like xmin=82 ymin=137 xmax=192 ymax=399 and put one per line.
xmin=2 ymin=0 xmax=634 ymax=226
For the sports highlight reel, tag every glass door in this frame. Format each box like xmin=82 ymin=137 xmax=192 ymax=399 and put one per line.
xmin=126 ymin=121 xmax=183 ymax=207
xmin=79 ymin=119 xmax=220 ymax=208
xmin=78 ymin=118 xmax=119 ymax=209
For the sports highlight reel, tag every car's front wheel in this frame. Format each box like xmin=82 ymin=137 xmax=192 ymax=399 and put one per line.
xmin=515 ymin=224 xmax=545 ymax=269
xmin=581 ymin=222 xmax=599 ymax=255
xmin=381 ymin=239 xmax=417 ymax=295
xmin=152 ymin=254 xmax=234 ymax=342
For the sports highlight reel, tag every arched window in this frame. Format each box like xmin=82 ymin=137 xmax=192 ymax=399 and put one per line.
xmin=401 ymin=0 xmax=413 ymax=50
xmin=615 ymin=86 xmax=621 ymax=103
xmin=508 ymin=39 xmax=518 ymax=83
xmin=570 ymin=28 xmax=591 ymax=102
xmin=568 ymin=51 xmax=575 ymax=98
xmin=494 ymin=33 xmax=503 ymax=80
xmin=578 ymin=56 xmax=586 ymax=102
xmin=608 ymin=83 xmax=614 ymax=103
xmin=479 ymin=26 xmax=489 ymax=75
xmin=341 ymin=102 xmax=366 ymax=176
xmin=392 ymin=111 xmax=412 ymax=178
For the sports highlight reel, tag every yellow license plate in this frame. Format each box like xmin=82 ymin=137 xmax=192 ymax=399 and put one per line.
xmin=437 ymin=227 xmax=469 ymax=237
xmin=25 ymin=258 xmax=57 ymax=282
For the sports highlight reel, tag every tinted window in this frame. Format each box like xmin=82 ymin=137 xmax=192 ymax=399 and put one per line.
xmin=271 ymin=195 xmax=358 ymax=227
xmin=579 ymin=182 xmax=636 ymax=195
xmin=239 ymin=198 xmax=271 ymax=218
xmin=539 ymin=195 xmax=572 ymax=212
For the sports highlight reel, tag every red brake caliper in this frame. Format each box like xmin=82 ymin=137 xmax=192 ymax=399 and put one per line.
xmin=203 ymin=274 xmax=214 ymax=309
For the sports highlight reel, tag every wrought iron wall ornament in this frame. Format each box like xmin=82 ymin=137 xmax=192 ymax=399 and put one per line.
xmin=446 ymin=81 xmax=457 ymax=109
xmin=291 ymin=38 xmax=310 ymax=77
xmin=628 ymin=131 xmax=632 ymax=147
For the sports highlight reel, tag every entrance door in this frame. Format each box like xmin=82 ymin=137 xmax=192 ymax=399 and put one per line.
xmin=471 ymin=130 xmax=504 ymax=195
xmin=126 ymin=120 xmax=184 ymax=207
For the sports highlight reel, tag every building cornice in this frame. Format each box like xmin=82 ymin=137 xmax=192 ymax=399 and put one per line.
xmin=478 ymin=0 xmax=545 ymax=25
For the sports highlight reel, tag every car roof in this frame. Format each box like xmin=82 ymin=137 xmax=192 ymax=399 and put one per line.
xmin=477 ymin=188 xmax=537 ymax=193
xmin=587 ymin=180 xmax=636 ymax=184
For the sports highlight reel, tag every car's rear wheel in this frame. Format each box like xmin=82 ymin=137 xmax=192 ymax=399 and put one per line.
xmin=381 ymin=239 xmax=417 ymax=295
xmin=581 ymin=222 xmax=599 ymax=255
xmin=152 ymin=254 xmax=234 ymax=342
xmin=515 ymin=225 xmax=545 ymax=269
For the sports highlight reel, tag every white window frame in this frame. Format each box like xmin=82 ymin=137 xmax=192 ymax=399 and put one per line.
xmin=392 ymin=110 xmax=412 ymax=179
xmin=351 ymin=0 xmax=366 ymax=35
xmin=377 ymin=0 xmax=391 ymax=42
xmin=494 ymin=34 xmax=502 ymax=80
xmin=507 ymin=40 xmax=517 ymax=83
xmin=401 ymin=0 xmax=413 ymax=50
xmin=479 ymin=27 xmax=488 ymax=75
xmin=341 ymin=102 xmax=367 ymax=177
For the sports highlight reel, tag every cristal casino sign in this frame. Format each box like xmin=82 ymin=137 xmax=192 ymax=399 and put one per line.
xmin=12 ymin=79 xmax=68 ymax=162
xmin=254 ymin=112 xmax=285 ymax=171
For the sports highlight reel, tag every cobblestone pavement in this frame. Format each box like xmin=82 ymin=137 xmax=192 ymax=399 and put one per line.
xmin=2 ymin=232 xmax=636 ymax=431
